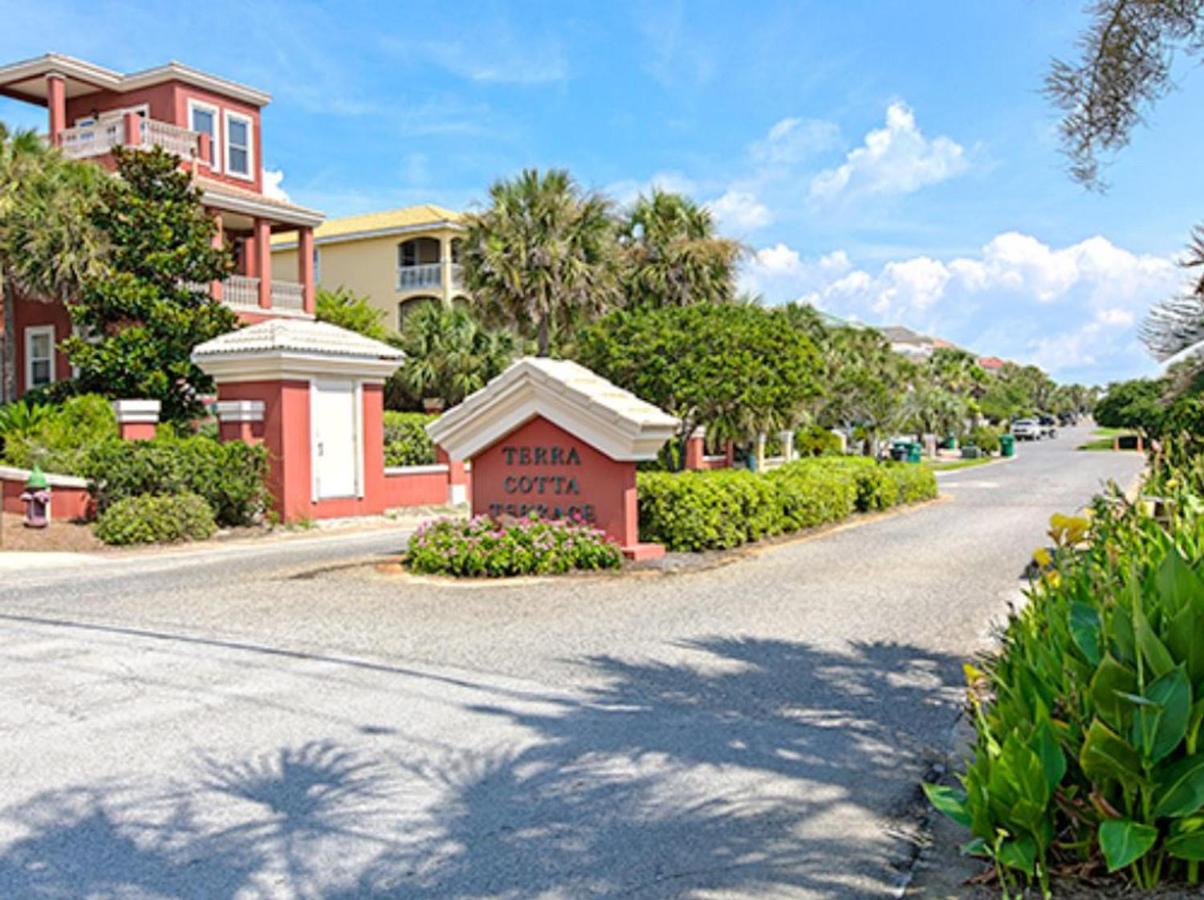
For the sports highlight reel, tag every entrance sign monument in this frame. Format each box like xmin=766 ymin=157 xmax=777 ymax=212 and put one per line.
xmin=428 ymin=357 xmax=679 ymax=559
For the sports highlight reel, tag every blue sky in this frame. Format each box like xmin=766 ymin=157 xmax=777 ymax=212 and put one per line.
xmin=2 ymin=1 xmax=1202 ymax=384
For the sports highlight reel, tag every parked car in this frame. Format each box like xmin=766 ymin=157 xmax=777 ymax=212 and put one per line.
xmin=1011 ymin=418 xmax=1042 ymax=441
xmin=1058 ymin=412 xmax=1078 ymax=427
xmin=1038 ymin=415 xmax=1058 ymax=438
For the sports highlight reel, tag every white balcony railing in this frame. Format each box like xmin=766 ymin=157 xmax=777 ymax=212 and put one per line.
xmin=449 ymin=263 xmax=464 ymax=289
xmin=397 ymin=263 xmax=442 ymax=290
xmin=271 ymin=280 xmax=305 ymax=311
xmin=222 ymin=275 xmax=260 ymax=309
xmin=58 ymin=116 xmax=201 ymax=162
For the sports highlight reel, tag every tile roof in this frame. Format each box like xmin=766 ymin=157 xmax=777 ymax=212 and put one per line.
xmin=192 ymin=319 xmax=402 ymax=360
xmin=271 ymin=204 xmax=464 ymax=247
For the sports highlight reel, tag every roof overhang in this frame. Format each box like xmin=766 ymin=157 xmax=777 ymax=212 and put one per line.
xmin=0 ymin=53 xmax=270 ymax=107
xmin=271 ymin=220 xmax=466 ymax=252
xmin=191 ymin=349 xmax=401 ymax=383
xmin=200 ymin=183 xmax=324 ymax=229
xmin=427 ymin=358 xmax=680 ymax=462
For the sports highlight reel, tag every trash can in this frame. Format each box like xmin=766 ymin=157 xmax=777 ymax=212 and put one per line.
xmin=1000 ymin=434 xmax=1015 ymax=458
xmin=907 ymin=442 xmax=923 ymax=463
xmin=961 ymin=445 xmax=981 ymax=459
xmin=890 ymin=441 xmax=908 ymax=462
xmin=942 ymin=435 xmax=958 ymax=450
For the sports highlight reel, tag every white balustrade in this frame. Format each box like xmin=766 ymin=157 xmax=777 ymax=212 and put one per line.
xmin=271 ymin=280 xmax=305 ymax=311
xmin=222 ymin=275 xmax=260 ymax=309
xmin=397 ymin=263 xmax=443 ymax=290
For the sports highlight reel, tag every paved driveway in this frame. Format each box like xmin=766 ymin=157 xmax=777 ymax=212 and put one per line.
xmin=0 ymin=427 xmax=1142 ymax=898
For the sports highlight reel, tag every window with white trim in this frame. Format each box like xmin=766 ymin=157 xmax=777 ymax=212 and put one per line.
xmin=188 ymin=100 xmax=219 ymax=171
xmin=224 ymin=110 xmax=253 ymax=179
xmin=25 ymin=325 xmax=56 ymax=390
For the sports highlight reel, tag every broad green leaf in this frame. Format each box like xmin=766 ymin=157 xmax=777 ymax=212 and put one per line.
xmin=1166 ymin=820 xmax=1204 ymax=861
xmin=996 ymin=834 xmax=1036 ymax=874
xmin=1099 ymin=819 xmax=1158 ymax=872
xmin=1032 ymin=720 xmax=1067 ymax=794
xmin=1155 ymin=548 xmax=1204 ymax=616
xmin=1133 ymin=603 xmax=1175 ymax=678
xmin=1153 ymin=753 xmax=1204 ymax=818
xmin=959 ymin=837 xmax=989 ymax=858
xmin=1081 ymin=719 xmax=1143 ymax=787
xmin=1145 ymin=667 xmax=1192 ymax=764
xmin=1069 ymin=601 xmax=1101 ymax=665
xmin=1089 ymin=655 xmax=1138 ymax=732
xmin=1003 ymin=735 xmax=1049 ymax=809
xmin=922 ymin=782 xmax=970 ymax=828
xmin=1166 ymin=606 xmax=1204 ymax=688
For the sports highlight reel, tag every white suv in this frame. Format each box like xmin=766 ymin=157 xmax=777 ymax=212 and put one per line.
xmin=1011 ymin=419 xmax=1041 ymax=441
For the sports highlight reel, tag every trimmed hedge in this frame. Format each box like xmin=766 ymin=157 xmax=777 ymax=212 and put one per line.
xmin=93 ymin=493 xmax=217 ymax=545
xmin=637 ymin=457 xmax=937 ymax=551
xmin=383 ymin=411 xmax=437 ymax=466
xmin=82 ymin=435 xmax=268 ymax=527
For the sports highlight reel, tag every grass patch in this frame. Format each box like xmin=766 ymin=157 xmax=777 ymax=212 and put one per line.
xmin=1079 ymin=428 xmax=1139 ymax=451
xmin=923 ymin=456 xmax=999 ymax=471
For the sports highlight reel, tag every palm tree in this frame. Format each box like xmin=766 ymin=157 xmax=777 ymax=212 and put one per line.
xmin=619 ymin=189 xmax=743 ymax=308
xmin=0 ymin=124 xmax=105 ymax=400
xmin=461 ymin=168 xmax=620 ymax=356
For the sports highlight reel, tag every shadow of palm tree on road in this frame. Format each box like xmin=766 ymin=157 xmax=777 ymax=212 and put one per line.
xmin=0 ymin=638 xmax=962 ymax=898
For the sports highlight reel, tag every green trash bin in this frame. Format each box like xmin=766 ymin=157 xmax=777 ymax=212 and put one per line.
xmin=889 ymin=441 xmax=909 ymax=462
xmin=1000 ymin=433 xmax=1015 ymax=458
xmin=962 ymin=444 xmax=981 ymax=459
xmin=907 ymin=442 xmax=923 ymax=463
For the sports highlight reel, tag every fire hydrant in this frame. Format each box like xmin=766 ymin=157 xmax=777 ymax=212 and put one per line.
xmin=20 ymin=466 xmax=51 ymax=528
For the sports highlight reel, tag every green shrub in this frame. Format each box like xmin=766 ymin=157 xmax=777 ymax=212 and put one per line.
xmin=93 ymin=492 xmax=216 ymax=545
xmin=405 ymin=514 xmax=621 ymax=576
xmin=925 ymin=487 xmax=1204 ymax=895
xmin=888 ymin=463 xmax=938 ymax=504
xmin=383 ymin=411 xmax=436 ymax=466
xmin=970 ymin=424 xmax=1001 ymax=454
xmin=82 ymin=435 xmax=268 ymax=526
xmin=795 ymin=425 xmax=843 ymax=457
xmin=768 ymin=460 xmax=859 ymax=527
xmin=0 ymin=394 xmax=117 ymax=473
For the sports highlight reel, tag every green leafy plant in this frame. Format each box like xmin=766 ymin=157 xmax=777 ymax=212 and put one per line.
xmin=93 ymin=492 xmax=216 ymax=545
xmin=82 ymin=434 xmax=268 ymax=527
xmin=926 ymin=482 xmax=1204 ymax=896
xmin=315 ymin=285 xmax=390 ymax=341
xmin=405 ymin=514 xmax=622 ymax=577
xmin=383 ymin=411 xmax=436 ymax=466
xmin=0 ymin=393 xmax=117 ymax=473
xmin=970 ymin=424 xmax=1002 ymax=455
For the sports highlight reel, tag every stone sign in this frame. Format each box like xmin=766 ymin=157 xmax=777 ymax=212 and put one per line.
xmin=427 ymin=357 xmax=679 ymax=558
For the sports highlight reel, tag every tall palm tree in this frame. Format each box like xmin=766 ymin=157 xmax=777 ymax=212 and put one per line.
xmin=0 ymin=124 xmax=105 ymax=400
xmin=619 ymin=189 xmax=743 ymax=308
xmin=461 ymin=168 xmax=620 ymax=356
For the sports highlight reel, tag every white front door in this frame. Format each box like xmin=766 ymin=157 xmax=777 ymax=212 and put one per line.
xmin=312 ymin=379 xmax=359 ymax=499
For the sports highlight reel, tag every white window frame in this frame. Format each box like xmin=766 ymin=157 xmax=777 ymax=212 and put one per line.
xmin=24 ymin=325 xmax=56 ymax=391
xmin=187 ymin=99 xmax=221 ymax=172
xmin=223 ymin=110 xmax=254 ymax=181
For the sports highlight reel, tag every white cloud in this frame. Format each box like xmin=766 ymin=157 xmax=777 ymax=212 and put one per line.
xmin=262 ymin=169 xmax=290 ymax=202
xmin=750 ymin=117 xmax=841 ymax=166
xmin=707 ymin=189 xmax=773 ymax=232
xmin=742 ymin=232 xmax=1184 ymax=381
xmin=809 ymin=102 xmax=968 ymax=202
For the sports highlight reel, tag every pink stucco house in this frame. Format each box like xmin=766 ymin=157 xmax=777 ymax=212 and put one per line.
xmin=0 ymin=53 xmax=324 ymax=400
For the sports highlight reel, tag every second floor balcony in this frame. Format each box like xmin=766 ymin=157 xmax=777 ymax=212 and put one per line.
xmin=59 ymin=115 xmax=203 ymax=163
xmin=220 ymin=275 xmax=306 ymax=313
xmin=397 ymin=262 xmax=465 ymax=291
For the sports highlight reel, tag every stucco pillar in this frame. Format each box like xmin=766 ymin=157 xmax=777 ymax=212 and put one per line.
xmin=439 ymin=235 xmax=453 ymax=305
xmin=254 ymin=217 xmax=272 ymax=308
xmin=46 ymin=74 xmax=66 ymax=145
xmin=112 ymin=400 xmax=160 ymax=441
xmin=298 ymin=227 xmax=315 ymax=315
xmin=684 ymin=427 xmax=706 ymax=470
xmin=215 ymin=399 xmax=264 ymax=444
xmin=122 ymin=111 xmax=141 ymax=149
xmin=436 ymin=445 xmax=468 ymax=505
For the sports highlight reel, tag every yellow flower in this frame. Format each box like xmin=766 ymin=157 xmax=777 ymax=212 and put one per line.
xmin=1033 ymin=547 xmax=1053 ymax=569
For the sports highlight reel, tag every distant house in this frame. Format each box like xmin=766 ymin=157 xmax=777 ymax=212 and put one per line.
xmin=878 ymin=325 xmax=939 ymax=359
xmin=977 ymin=356 xmax=1006 ymax=374
xmin=271 ymin=205 xmax=468 ymax=332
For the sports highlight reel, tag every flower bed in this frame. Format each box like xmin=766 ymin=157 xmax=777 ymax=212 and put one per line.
xmin=405 ymin=514 xmax=622 ymax=577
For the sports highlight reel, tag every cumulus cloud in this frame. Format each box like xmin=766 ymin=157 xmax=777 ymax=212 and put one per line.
xmin=809 ymin=102 xmax=968 ymax=202
xmin=741 ymin=232 xmax=1183 ymax=381
xmin=707 ymin=189 xmax=773 ymax=232
xmin=262 ymin=169 xmax=290 ymax=201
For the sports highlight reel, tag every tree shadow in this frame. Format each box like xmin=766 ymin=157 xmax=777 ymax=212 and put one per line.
xmin=1 ymin=638 xmax=962 ymax=898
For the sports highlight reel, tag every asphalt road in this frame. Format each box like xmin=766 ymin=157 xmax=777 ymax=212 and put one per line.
xmin=0 ymin=426 xmax=1143 ymax=899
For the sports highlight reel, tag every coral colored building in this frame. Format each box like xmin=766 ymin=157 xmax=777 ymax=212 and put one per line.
xmin=0 ymin=53 xmax=325 ymax=400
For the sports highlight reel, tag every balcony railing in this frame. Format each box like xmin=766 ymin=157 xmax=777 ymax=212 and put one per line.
xmin=397 ymin=262 xmax=465 ymax=291
xmin=271 ymin=279 xmax=305 ymax=311
xmin=222 ymin=275 xmax=260 ymax=309
xmin=59 ymin=117 xmax=201 ymax=162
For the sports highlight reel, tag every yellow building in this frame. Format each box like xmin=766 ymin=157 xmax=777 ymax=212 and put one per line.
xmin=270 ymin=205 xmax=468 ymax=331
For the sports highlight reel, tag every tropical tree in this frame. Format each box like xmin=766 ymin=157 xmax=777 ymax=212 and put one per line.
xmin=0 ymin=124 xmax=106 ymax=401
xmin=388 ymin=302 xmax=520 ymax=410
xmin=1094 ymin=377 xmax=1167 ymax=438
xmin=315 ymin=285 xmax=389 ymax=341
xmin=1047 ymin=3 xmax=1204 ymax=370
xmin=618 ymin=189 xmax=743 ymax=308
xmin=61 ymin=146 xmax=236 ymax=423
xmin=577 ymin=303 xmax=821 ymax=468
xmin=928 ymin=346 xmax=986 ymax=398
xmin=461 ymin=168 xmax=621 ymax=355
